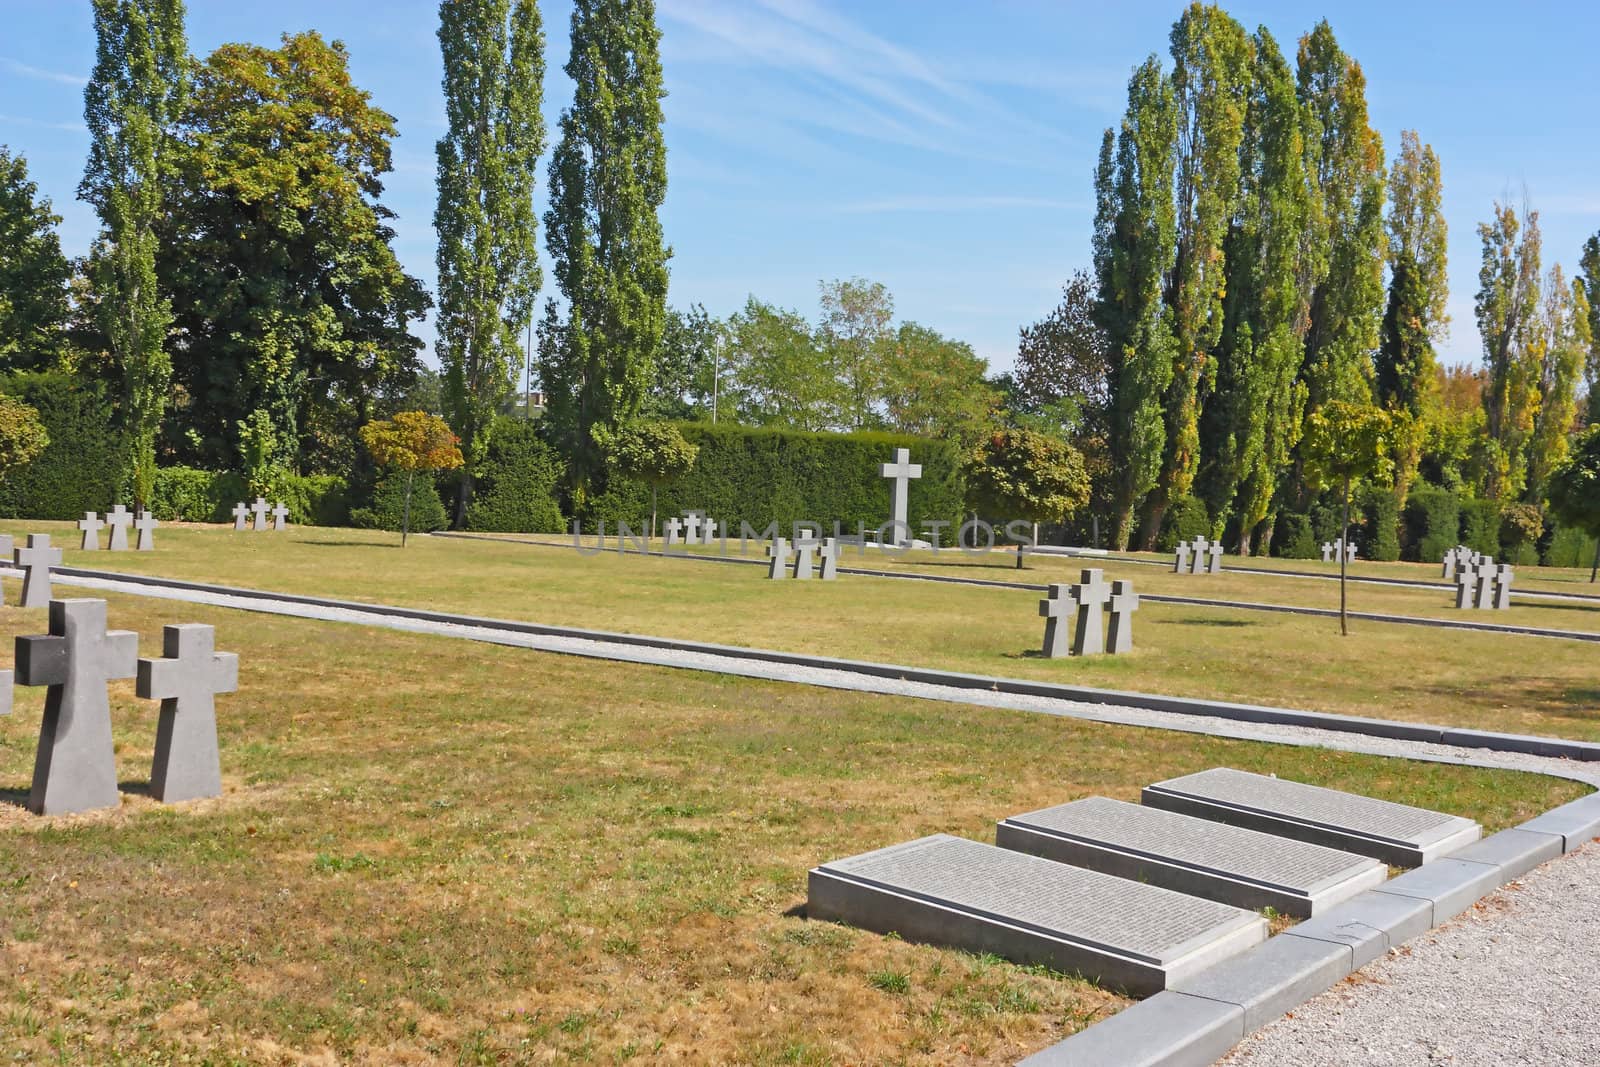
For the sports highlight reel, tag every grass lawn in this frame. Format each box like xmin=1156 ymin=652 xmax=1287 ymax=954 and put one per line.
xmin=26 ymin=521 xmax=1600 ymax=742
xmin=0 ymin=588 xmax=1583 ymax=1065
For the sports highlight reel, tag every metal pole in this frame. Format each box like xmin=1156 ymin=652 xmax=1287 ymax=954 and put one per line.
xmin=525 ymin=318 xmax=533 ymax=418
xmin=712 ymin=336 xmax=720 ymax=424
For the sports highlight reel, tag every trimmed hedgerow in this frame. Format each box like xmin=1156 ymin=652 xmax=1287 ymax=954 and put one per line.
xmin=1459 ymin=497 xmax=1500 ymax=559
xmin=464 ymin=417 xmax=565 ymax=533
xmin=0 ymin=370 xmax=124 ymax=518
xmin=1357 ymin=485 xmax=1400 ymax=561
xmin=1155 ymin=494 xmax=1211 ymax=552
xmin=1401 ymin=483 xmax=1460 ymax=563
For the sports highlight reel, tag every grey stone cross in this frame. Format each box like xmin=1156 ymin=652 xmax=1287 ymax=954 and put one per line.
xmin=1173 ymin=542 xmax=1192 ymax=573
xmin=702 ymin=517 xmax=720 ymax=545
xmin=250 ymin=497 xmax=269 ymax=531
xmin=271 ymin=501 xmax=289 ymax=530
xmin=232 ymin=502 xmax=250 ymax=531
xmin=792 ymin=538 xmax=819 ymax=579
xmin=819 ymin=537 xmax=840 ymax=580
xmin=1320 ymin=541 xmax=1334 ymax=563
xmin=1454 ymin=565 xmax=1477 ymax=609
xmin=1038 ymin=584 xmax=1077 ymax=658
xmin=663 ymin=516 xmax=683 ymax=548
xmin=681 ymin=511 xmax=704 ymax=543
xmin=137 ymin=624 xmax=238 ymax=803
xmin=1474 ymin=564 xmax=1495 ymax=610
xmin=106 ymin=504 xmax=132 ymax=550
xmin=1492 ymin=564 xmax=1513 ymax=610
xmin=1206 ymin=541 xmax=1224 ymax=574
xmin=14 ymin=598 xmax=139 ymax=815
xmin=1187 ymin=536 xmax=1209 ymax=574
xmin=766 ymin=537 xmax=791 ymax=579
xmin=134 ymin=510 xmax=159 ymax=551
xmin=879 ymin=448 xmax=922 ymax=547
xmin=1070 ymin=567 xmax=1113 ymax=656
xmin=1342 ymin=539 xmax=1357 ymax=562
xmin=1106 ymin=580 xmax=1140 ymax=654
xmin=78 ymin=511 xmax=104 ymax=551
xmin=15 ymin=534 xmax=63 ymax=608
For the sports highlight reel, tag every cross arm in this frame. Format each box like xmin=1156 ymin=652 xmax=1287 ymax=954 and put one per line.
xmin=15 ymin=634 xmax=68 ymax=687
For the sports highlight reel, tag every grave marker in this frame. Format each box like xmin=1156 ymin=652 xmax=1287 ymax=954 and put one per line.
xmin=271 ymin=501 xmax=289 ymax=531
xmin=15 ymin=535 xmax=63 ymax=608
xmin=1069 ymin=568 xmax=1112 ymax=656
xmin=106 ymin=504 xmax=132 ymax=550
xmin=232 ymin=502 xmax=250 ymax=531
xmin=1142 ymin=767 xmax=1480 ymax=866
xmin=1186 ymin=536 xmax=1209 ymax=574
xmin=1038 ymin=584 xmax=1077 ymax=659
xmin=137 ymin=624 xmax=238 ymax=803
xmin=1474 ymin=565 xmax=1495 ymax=611
xmin=1320 ymin=541 xmax=1334 ymax=563
xmin=818 ymin=537 xmax=840 ymax=580
xmin=134 ymin=510 xmax=159 ymax=551
xmin=878 ymin=448 xmax=922 ymax=547
xmin=663 ymin=516 xmax=683 ymax=548
xmin=1173 ymin=542 xmax=1192 ymax=574
xmin=792 ymin=538 xmax=819 ymax=580
xmin=997 ymin=796 xmax=1387 ymax=917
xmin=1493 ymin=564 xmax=1513 ymax=610
xmin=807 ymin=834 xmax=1266 ymax=995
xmin=14 ymin=598 xmax=139 ymax=815
xmin=251 ymin=498 xmax=269 ymax=531
xmin=78 ymin=512 xmax=103 ymax=551
xmin=1454 ymin=565 xmax=1477 ymax=609
xmin=766 ymin=537 xmax=790 ymax=580
xmin=703 ymin=517 xmax=720 ymax=545
xmin=1206 ymin=541 xmax=1224 ymax=573
xmin=1106 ymin=580 xmax=1139 ymax=654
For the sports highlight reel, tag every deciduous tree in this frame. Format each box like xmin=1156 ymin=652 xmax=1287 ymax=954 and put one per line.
xmin=1526 ymin=268 xmax=1590 ymax=501
xmin=359 ymin=411 xmax=464 ymax=546
xmin=966 ymin=428 xmax=1091 ymax=551
xmin=817 ymin=277 xmax=893 ymax=431
xmin=1547 ymin=424 xmax=1600 ymax=581
xmin=1301 ymin=400 xmax=1391 ymax=634
xmin=599 ymin=420 xmax=696 ymax=536
xmin=1475 ymin=201 xmax=1542 ymax=500
xmin=0 ymin=149 xmax=72 ymax=371
xmin=880 ymin=322 xmax=998 ymax=449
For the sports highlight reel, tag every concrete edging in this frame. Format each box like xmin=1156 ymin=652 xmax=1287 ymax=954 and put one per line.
xmin=1016 ymin=791 xmax=1600 ymax=1066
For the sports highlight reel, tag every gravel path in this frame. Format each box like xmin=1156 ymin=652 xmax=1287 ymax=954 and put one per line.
xmin=1221 ymin=841 xmax=1600 ymax=1067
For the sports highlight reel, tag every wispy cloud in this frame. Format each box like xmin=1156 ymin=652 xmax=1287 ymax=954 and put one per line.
xmin=834 ymin=194 xmax=1084 ymax=215
xmin=1 ymin=57 xmax=87 ymax=87
xmin=0 ymin=113 xmax=86 ymax=133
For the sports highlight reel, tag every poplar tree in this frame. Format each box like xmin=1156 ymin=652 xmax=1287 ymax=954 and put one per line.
xmin=1525 ymin=268 xmax=1590 ymax=502
xmin=79 ymin=0 xmax=187 ymax=507
xmin=1476 ymin=202 xmax=1542 ymax=500
xmin=1198 ymin=27 xmax=1310 ymax=553
xmin=435 ymin=0 xmax=546 ymax=524
xmin=1581 ymin=235 xmax=1600 ymax=424
xmin=542 ymin=0 xmax=669 ymax=491
xmin=1093 ymin=57 xmax=1178 ymax=550
xmin=1147 ymin=3 xmax=1252 ymax=547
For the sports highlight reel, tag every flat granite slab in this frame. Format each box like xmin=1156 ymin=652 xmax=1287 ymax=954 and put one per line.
xmin=1142 ymin=768 xmax=1480 ymax=867
xmin=807 ymin=834 xmax=1266 ymax=995
xmin=997 ymin=796 xmax=1387 ymax=917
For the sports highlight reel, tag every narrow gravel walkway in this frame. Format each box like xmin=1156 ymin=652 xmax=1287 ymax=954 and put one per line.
xmin=1221 ymin=841 xmax=1600 ymax=1067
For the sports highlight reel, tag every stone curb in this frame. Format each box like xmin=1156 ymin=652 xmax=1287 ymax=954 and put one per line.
xmin=1015 ymin=795 xmax=1600 ymax=1066
xmin=429 ymin=533 xmax=1600 ymax=645
xmin=46 ymin=565 xmax=1600 ymax=765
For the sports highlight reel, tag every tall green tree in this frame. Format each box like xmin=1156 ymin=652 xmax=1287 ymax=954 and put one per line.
xmin=817 ymin=277 xmax=893 ymax=430
xmin=541 ymin=0 xmax=669 ymax=490
xmin=1197 ymin=26 xmax=1309 ymax=553
xmin=0 ymin=148 xmax=73 ymax=370
xmin=1011 ymin=270 xmax=1109 ymax=440
xmin=1526 ymin=268 xmax=1590 ymax=501
xmin=1475 ymin=201 xmax=1543 ymax=500
xmin=645 ymin=303 xmax=722 ymax=420
xmin=1148 ymin=2 xmax=1253 ymax=547
xmin=1093 ymin=56 xmax=1178 ymax=550
xmin=880 ymin=322 xmax=998 ymax=449
xmin=721 ymin=297 xmax=840 ymax=431
xmin=1547 ymin=424 xmax=1600 ymax=581
xmin=435 ymin=0 xmax=545 ymax=525
xmin=1581 ymin=235 xmax=1600 ymax=424
xmin=79 ymin=0 xmax=187 ymax=507
xmin=160 ymin=32 xmax=429 ymax=477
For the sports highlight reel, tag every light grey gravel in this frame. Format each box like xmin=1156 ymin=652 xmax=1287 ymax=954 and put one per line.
xmin=1221 ymin=841 xmax=1600 ymax=1067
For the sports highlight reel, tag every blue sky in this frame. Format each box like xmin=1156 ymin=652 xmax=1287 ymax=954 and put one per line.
xmin=3 ymin=0 xmax=1598 ymax=374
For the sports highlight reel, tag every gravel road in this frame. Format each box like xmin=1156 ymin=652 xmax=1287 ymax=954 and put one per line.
xmin=1222 ymin=841 xmax=1600 ymax=1067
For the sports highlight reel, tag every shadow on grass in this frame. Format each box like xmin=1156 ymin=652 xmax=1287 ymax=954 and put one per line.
xmin=0 ymin=780 xmax=153 ymax=812
xmin=0 ymin=788 xmax=27 ymax=811
xmin=1166 ymin=616 xmax=1256 ymax=628
xmin=1515 ymin=599 xmax=1600 ymax=617
xmin=293 ymin=539 xmax=404 ymax=550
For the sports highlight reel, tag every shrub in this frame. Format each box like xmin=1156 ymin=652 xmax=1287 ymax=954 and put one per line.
xmin=151 ymin=466 xmax=230 ymax=521
xmin=149 ymin=468 xmax=346 ymax=525
xmin=1357 ymin=484 xmax=1399 ymax=561
xmin=1155 ymin=494 xmax=1210 ymax=552
xmin=464 ymin=417 xmax=565 ymax=533
xmin=1499 ymin=503 xmax=1543 ymax=567
xmin=1401 ymin=483 xmax=1460 ymax=562
xmin=1272 ymin=512 xmax=1318 ymax=559
xmin=1543 ymin=524 xmax=1597 ymax=569
xmin=0 ymin=370 xmax=124 ymax=518
xmin=1459 ymin=497 xmax=1500 ymax=559
xmin=281 ymin=473 xmax=351 ymax=527
xmin=350 ymin=471 xmax=447 ymax=533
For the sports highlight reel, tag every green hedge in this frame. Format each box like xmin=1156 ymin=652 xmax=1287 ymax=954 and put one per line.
xmin=1155 ymin=495 xmax=1211 ymax=552
xmin=581 ymin=424 xmax=965 ymax=539
xmin=1272 ymin=512 xmax=1318 ymax=559
xmin=1401 ymin=484 xmax=1460 ymax=562
xmin=1542 ymin=524 xmax=1596 ymax=569
xmin=150 ymin=467 xmax=348 ymax=525
xmin=0 ymin=370 xmax=124 ymax=519
xmin=1459 ymin=498 xmax=1500 ymax=559
xmin=351 ymin=472 xmax=448 ymax=533
xmin=1357 ymin=485 xmax=1399 ymax=561
xmin=464 ymin=417 xmax=565 ymax=533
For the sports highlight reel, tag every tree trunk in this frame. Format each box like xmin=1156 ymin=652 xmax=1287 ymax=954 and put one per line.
xmin=1112 ymin=504 xmax=1134 ymax=552
xmin=1258 ymin=514 xmax=1276 ymax=557
xmin=1590 ymin=537 xmax=1599 ymax=583
xmin=454 ymin=466 xmax=472 ymax=528
xmin=1140 ymin=498 xmax=1168 ymax=552
xmin=1339 ymin=475 xmax=1350 ymax=636
xmin=402 ymin=469 xmax=414 ymax=549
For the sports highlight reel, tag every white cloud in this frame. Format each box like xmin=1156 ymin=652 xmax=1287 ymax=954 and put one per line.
xmin=1 ymin=57 xmax=87 ymax=87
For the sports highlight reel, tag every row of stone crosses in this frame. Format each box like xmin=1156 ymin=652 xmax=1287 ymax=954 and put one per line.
xmin=1442 ymin=544 xmax=1514 ymax=610
xmin=74 ymin=498 xmax=290 ymax=552
xmin=1040 ymin=568 xmax=1138 ymax=657
xmin=2 ymin=596 xmax=235 ymax=816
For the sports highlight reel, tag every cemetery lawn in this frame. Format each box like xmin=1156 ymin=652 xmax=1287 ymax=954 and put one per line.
xmin=0 ymin=591 xmax=1584 ymax=1065
xmin=31 ymin=522 xmax=1600 ymax=742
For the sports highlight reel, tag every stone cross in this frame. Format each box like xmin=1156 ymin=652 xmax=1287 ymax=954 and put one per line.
xmin=232 ymin=502 xmax=250 ymax=531
xmin=78 ymin=511 xmax=104 ymax=551
xmin=1106 ymin=580 xmax=1140 ymax=654
xmin=271 ymin=501 xmax=289 ymax=530
xmin=663 ymin=516 xmax=683 ymax=548
xmin=15 ymin=534 xmax=63 ymax=608
xmin=819 ymin=537 xmax=840 ymax=580
xmin=1187 ymin=536 xmax=1209 ymax=574
xmin=1038 ymin=584 xmax=1077 ymax=659
xmin=1454 ymin=564 xmax=1477 ymax=609
xmin=1070 ymin=567 xmax=1113 ymax=656
xmin=134 ymin=510 xmax=159 ymax=551
xmin=137 ymin=624 xmax=239 ymax=803
xmin=1492 ymin=564 xmax=1513 ymax=610
xmin=681 ymin=511 xmax=703 ymax=544
xmin=1173 ymin=542 xmax=1192 ymax=574
xmin=879 ymin=448 xmax=922 ymax=547
xmin=792 ymin=538 xmax=819 ymax=579
xmin=766 ymin=537 xmax=790 ymax=580
xmin=250 ymin=497 xmax=269 ymax=531
xmin=0 ymin=534 xmax=9 ymax=606
xmin=1474 ymin=564 xmax=1495 ymax=610
xmin=1206 ymin=541 xmax=1224 ymax=574
xmin=1320 ymin=541 xmax=1334 ymax=563
xmin=1342 ymin=539 xmax=1357 ymax=562
xmin=702 ymin=517 xmax=720 ymax=545
xmin=106 ymin=504 xmax=132 ymax=550
xmin=14 ymin=598 xmax=139 ymax=815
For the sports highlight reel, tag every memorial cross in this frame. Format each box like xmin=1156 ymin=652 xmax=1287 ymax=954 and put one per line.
xmin=137 ymin=624 xmax=239 ymax=802
xmin=1492 ymin=564 xmax=1513 ymax=610
xmin=232 ymin=502 xmax=250 ymax=531
xmin=14 ymin=598 xmax=139 ymax=814
xmin=1206 ymin=542 xmax=1224 ymax=574
xmin=78 ymin=511 xmax=104 ymax=551
xmin=1343 ymin=540 xmax=1357 ymax=562
xmin=1454 ymin=565 xmax=1477 ymax=609
xmin=1038 ymin=584 xmax=1077 ymax=659
xmin=879 ymin=448 xmax=922 ymax=547
xmin=766 ymin=537 xmax=791 ymax=579
xmin=819 ymin=537 xmax=841 ymax=580
xmin=792 ymin=538 xmax=819 ymax=579
xmin=663 ymin=517 xmax=683 ymax=548
xmin=1173 ymin=542 xmax=1192 ymax=574
xmin=134 ymin=510 xmax=159 ymax=551
xmin=1320 ymin=541 xmax=1334 ymax=563
xmin=1474 ymin=564 xmax=1495 ymax=610
xmin=250 ymin=497 xmax=269 ymax=531
xmin=0 ymin=534 xmax=11 ymax=565
xmin=1106 ymin=580 xmax=1140 ymax=654
xmin=15 ymin=535 xmax=63 ymax=608
xmin=106 ymin=504 xmax=132 ymax=550
xmin=681 ymin=511 xmax=703 ymax=543
xmin=1187 ymin=536 xmax=1209 ymax=574
xmin=702 ymin=517 xmax=720 ymax=545
xmin=271 ymin=502 xmax=289 ymax=530
xmin=1069 ymin=567 xmax=1113 ymax=656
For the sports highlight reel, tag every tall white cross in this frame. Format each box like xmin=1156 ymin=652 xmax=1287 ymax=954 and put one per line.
xmin=251 ymin=498 xmax=269 ymax=531
xmin=15 ymin=534 xmax=64 ymax=608
xmin=78 ymin=511 xmax=104 ymax=551
xmin=878 ymin=448 xmax=922 ymax=547
xmin=106 ymin=504 xmax=132 ymax=550
xmin=137 ymin=624 xmax=239 ymax=803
